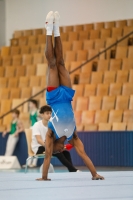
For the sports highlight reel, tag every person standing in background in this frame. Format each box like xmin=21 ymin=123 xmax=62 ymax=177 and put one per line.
xmin=27 ymin=99 xmax=41 ymax=167
xmin=2 ymin=110 xmax=24 ymax=156
xmin=29 ymin=100 xmax=41 ymax=126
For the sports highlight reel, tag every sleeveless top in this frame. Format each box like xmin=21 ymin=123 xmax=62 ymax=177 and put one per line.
xmin=46 ymin=85 xmax=76 ymax=140
xmin=10 ymin=121 xmax=17 ymax=135
xmin=30 ymin=111 xmax=38 ymax=126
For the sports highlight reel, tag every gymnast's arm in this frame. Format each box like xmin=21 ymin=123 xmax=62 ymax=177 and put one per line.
xmin=36 ymin=129 xmax=53 ymax=181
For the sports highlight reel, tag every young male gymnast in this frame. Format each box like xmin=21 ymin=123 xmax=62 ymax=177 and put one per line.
xmin=37 ymin=11 xmax=104 ymax=181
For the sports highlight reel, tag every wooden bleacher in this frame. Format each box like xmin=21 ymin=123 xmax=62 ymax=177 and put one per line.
xmin=0 ymin=19 xmax=133 ymax=131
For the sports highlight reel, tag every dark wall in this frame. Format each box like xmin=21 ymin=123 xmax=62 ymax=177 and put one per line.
xmin=0 ymin=132 xmax=28 ymax=165
xmin=0 ymin=131 xmax=133 ymax=166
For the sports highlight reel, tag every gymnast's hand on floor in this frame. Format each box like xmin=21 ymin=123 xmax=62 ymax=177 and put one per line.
xmin=92 ymin=174 xmax=105 ymax=180
xmin=36 ymin=177 xmax=51 ymax=181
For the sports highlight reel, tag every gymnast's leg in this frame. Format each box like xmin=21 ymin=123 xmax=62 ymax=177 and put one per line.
xmin=69 ymin=131 xmax=104 ymax=180
xmin=54 ymin=12 xmax=72 ymax=88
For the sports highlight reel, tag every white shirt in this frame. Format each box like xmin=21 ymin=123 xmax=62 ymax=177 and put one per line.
xmin=31 ymin=120 xmax=48 ymax=154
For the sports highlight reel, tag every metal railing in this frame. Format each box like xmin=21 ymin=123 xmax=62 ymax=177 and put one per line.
xmin=0 ymin=31 xmax=133 ymax=120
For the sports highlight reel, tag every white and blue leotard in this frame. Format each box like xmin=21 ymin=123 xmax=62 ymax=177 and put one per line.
xmin=46 ymin=85 xmax=76 ymax=141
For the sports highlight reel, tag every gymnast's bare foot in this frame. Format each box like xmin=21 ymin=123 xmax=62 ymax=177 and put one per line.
xmin=92 ymin=174 xmax=104 ymax=180
xmin=36 ymin=177 xmax=51 ymax=181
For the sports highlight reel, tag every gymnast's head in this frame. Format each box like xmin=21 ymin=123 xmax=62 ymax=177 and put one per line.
xmin=39 ymin=105 xmax=52 ymax=121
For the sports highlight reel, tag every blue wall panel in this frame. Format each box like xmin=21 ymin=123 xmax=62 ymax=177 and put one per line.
xmin=0 ymin=131 xmax=133 ymax=166
xmin=0 ymin=132 xmax=28 ymax=165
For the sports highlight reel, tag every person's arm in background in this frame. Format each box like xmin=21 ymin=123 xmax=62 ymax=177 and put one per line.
xmin=14 ymin=120 xmax=24 ymax=137
xmin=35 ymin=135 xmax=45 ymax=147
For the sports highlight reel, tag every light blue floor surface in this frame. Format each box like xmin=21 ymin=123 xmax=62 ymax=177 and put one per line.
xmin=0 ymin=171 xmax=133 ymax=200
